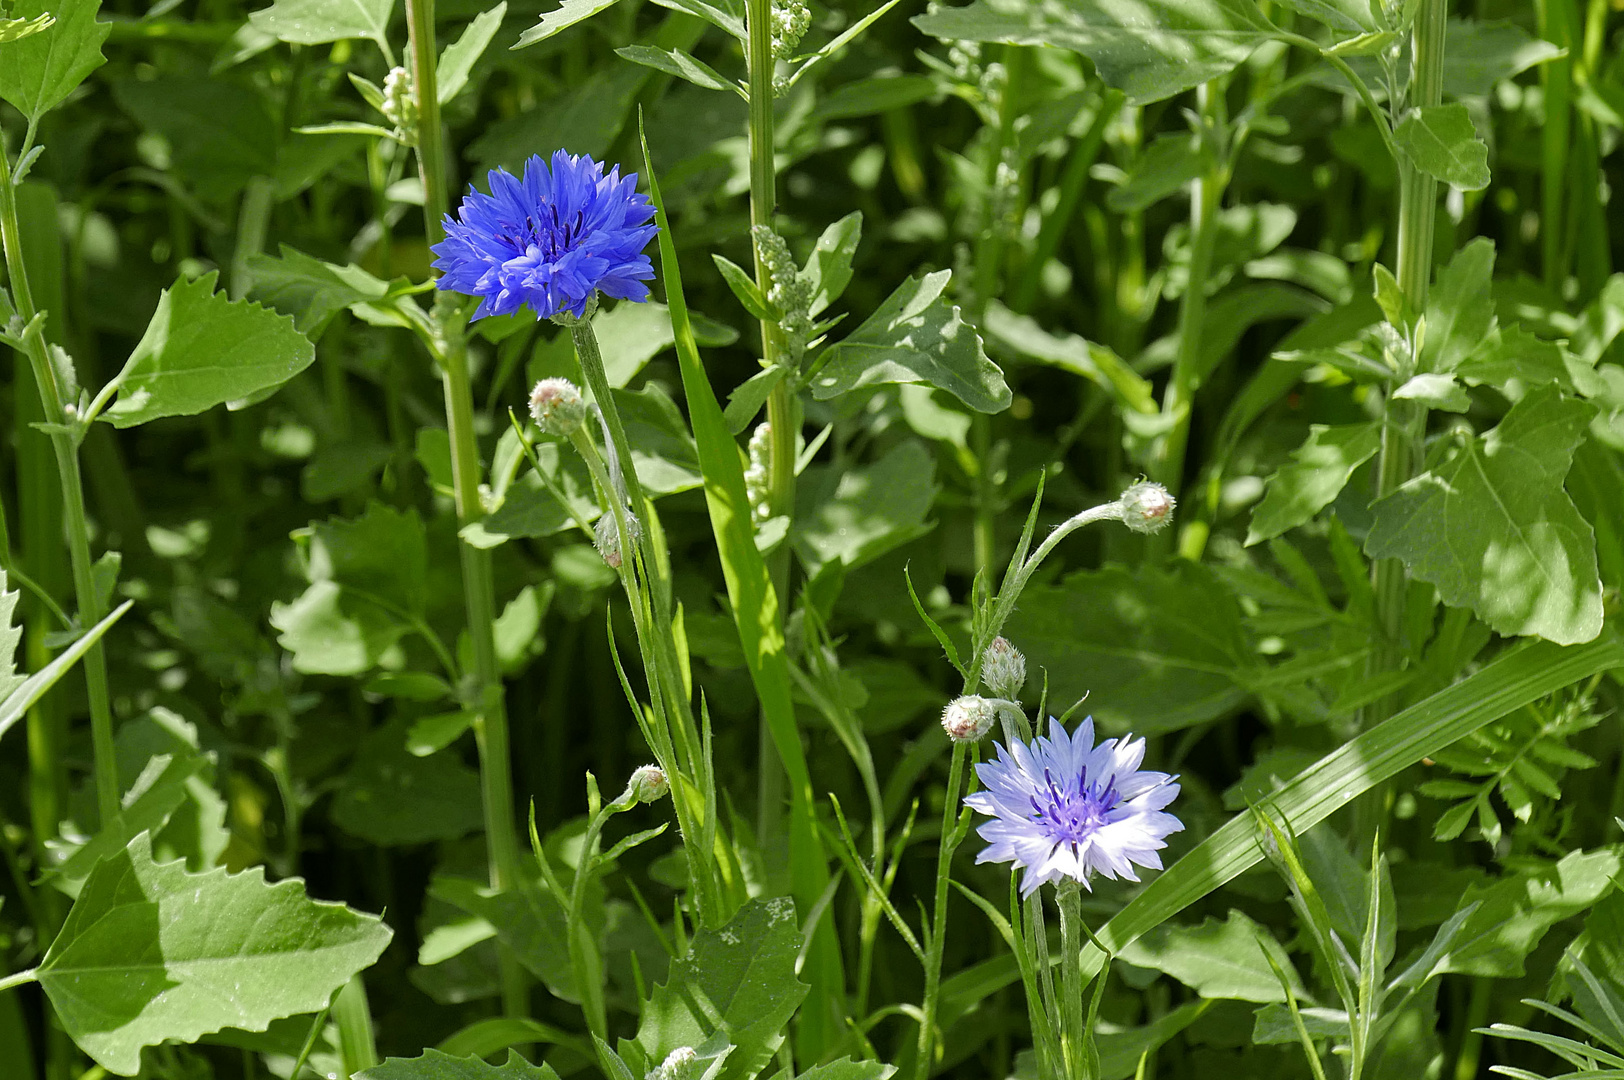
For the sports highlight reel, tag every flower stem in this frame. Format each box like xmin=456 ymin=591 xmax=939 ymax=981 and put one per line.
xmin=915 ymin=741 xmax=968 ymax=1080
xmin=1056 ymin=883 xmax=1088 ymax=1080
xmin=404 ymin=0 xmax=525 ymax=1018
xmin=0 ymin=135 xmax=119 ymax=826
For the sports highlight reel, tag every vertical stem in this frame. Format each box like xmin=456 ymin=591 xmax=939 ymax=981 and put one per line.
xmin=403 ymin=0 xmax=525 ymax=1017
xmin=0 ymin=135 xmax=118 ymax=825
xmin=915 ymin=742 xmax=968 ymax=1080
xmin=1057 ymin=883 xmax=1086 ymax=1080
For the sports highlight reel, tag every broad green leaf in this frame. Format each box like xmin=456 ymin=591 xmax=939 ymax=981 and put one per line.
xmin=513 ymin=0 xmax=620 ymax=49
xmin=1457 ymin=326 xmax=1573 ymax=393
xmin=104 ymin=272 xmax=315 ymax=428
xmin=812 ymin=270 xmax=1010 ymax=413
xmin=0 ymin=0 xmax=109 ymax=123
xmin=636 ymin=898 xmax=809 ymax=1080
xmin=113 ymin=79 xmax=280 ymax=201
xmin=358 ymin=1048 xmax=559 ymax=1080
xmin=937 ymin=634 xmax=1624 ymax=1020
xmin=430 ymin=875 xmax=577 ymax=998
xmin=913 ymin=0 xmax=1273 ymax=105
xmin=616 ymin=44 xmax=738 ymax=95
xmin=49 ymin=753 xmax=204 ymax=899
xmin=805 ymin=212 xmax=863 ymax=317
xmin=796 ymin=440 xmax=937 ymax=573
xmin=1251 ymin=1005 xmax=1350 ymax=1045
xmin=331 ymin=721 xmax=484 ymax=845
xmin=797 ymin=1062 xmax=895 ymax=1080
xmin=1437 ymin=848 xmax=1622 ymax=978
xmin=1393 ymin=373 xmax=1470 ymax=411
xmin=1419 ymin=238 xmax=1495 ymax=376
xmin=1443 ymin=18 xmax=1563 ymax=99
xmin=1107 ymin=132 xmax=1213 ymax=213
xmin=465 ymin=444 xmax=599 ymax=549
xmin=248 ymin=0 xmax=395 ymax=52
xmin=438 ymin=4 xmax=506 ymax=104
xmin=38 ymin=832 xmax=391 ymax=1075
xmin=810 ymin=74 xmax=935 ymax=123
xmin=0 ymin=571 xmax=23 ymax=701
xmin=1269 ymin=0 xmax=1374 ymax=35
xmin=1006 ymin=562 xmax=1253 ymax=733
xmin=1366 ymin=387 xmax=1603 ymax=643
xmin=1247 ymin=422 xmax=1381 ymax=545
xmin=1120 ymin=910 xmax=1305 ymax=1003
xmin=985 ymin=303 xmax=1156 ymax=414
xmin=1394 ymin=104 xmax=1490 ymax=191
xmin=246 ymin=245 xmax=392 ymax=336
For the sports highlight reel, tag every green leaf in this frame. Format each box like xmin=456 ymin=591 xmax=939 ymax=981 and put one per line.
xmin=1393 ymin=373 xmax=1470 ymax=412
xmin=1444 ymin=18 xmax=1564 ymax=99
xmin=1366 ymin=386 xmax=1603 ymax=644
xmin=1006 ymin=562 xmax=1253 ymax=733
xmin=1394 ymin=103 xmax=1491 ymax=191
xmin=1106 ymin=132 xmax=1213 ymax=213
xmin=1269 ymin=0 xmax=1374 ymax=35
xmin=49 ymin=752 xmax=205 ymax=899
xmin=912 ymin=0 xmax=1273 ymax=105
xmin=804 ymin=212 xmax=863 ymax=317
xmin=713 ymin=253 xmax=775 ymax=321
xmin=0 ymin=571 xmax=23 ymax=702
xmin=636 ymin=898 xmax=809 ymax=1080
xmin=616 ymin=44 xmax=739 ymax=95
xmin=468 ymin=64 xmax=645 ymax=174
xmin=1120 ymin=910 xmax=1306 ymax=1003
xmin=985 ymin=303 xmax=1157 ymax=415
xmin=246 ymin=245 xmax=392 ymax=336
xmin=795 ymin=440 xmax=938 ymax=573
xmin=0 ymin=601 xmax=132 ymax=745
xmin=331 ymin=721 xmax=484 ymax=845
xmin=810 ymin=74 xmax=935 ymax=123
xmin=796 ymin=1061 xmax=895 ymax=1080
xmin=358 ymin=1048 xmax=560 ymax=1080
xmin=113 ymin=79 xmax=280 ymax=201
xmin=104 ymin=272 xmax=315 ymax=428
xmin=1437 ymin=848 xmax=1622 ymax=978
xmin=513 ymin=0 xmax=620 ymax=49
xmin=438 ymin=4 xmax=506 ymax=104
xmin=430 ymin=876 xmax=577 ymax=998
xmin=812 ymin=270 xmax=1009 ymax=413
xmin=0 ymin=0 xmax=109 ymax=124
xmin=38 ymin=832 xmax=391 ymax=1075
xmin=248 ymin=0 xmax=395 ymax=53
xmin=1247 ymin=422 xmax=1381 ymax=545
xmin=937 ymin=633 xmax=1624 ymax=1021
xmin=1419 ymin=238 xmax=1496 ymax=376
xmin=1457 ymin=326 xmax=1573 ymax=393
xmin=648 ymin=0 xmax=743 ymax=40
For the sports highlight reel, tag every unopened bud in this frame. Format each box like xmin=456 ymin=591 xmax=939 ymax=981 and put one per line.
xmin=626 ymin=764 xmax=669 ymax=804
xmin=1119 ymin=481 xmax=1175 ymax=534
xmin=647 ymin=1047 xmax=697 ymax=1080
xmin=529 ymin=377 xmax=586 ymax=436
xmin=980 ymin=637 xmax=1026 ymax=700
xmin=381 ymin=65 xmax=417 ymax=135
xmin=594 ymin=510 xmax=640 ymax=569
xmin=941 ymin=695 xmax=997 ymax=743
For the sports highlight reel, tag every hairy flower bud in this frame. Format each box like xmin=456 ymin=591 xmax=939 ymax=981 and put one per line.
xmin=381 ymin=65 xmax=418 ymax=139
xmin=529 ymin=377 xmax=587 ymax=436
xmin=942 ymin=695 xmax=997 ymax=743
xmin=647 ymin=1047 xmax=697 ymax=1080
xmin=594 ymin=510 xmax=640 ymax=569
xmin=1119 ymin=480 xmax=1176 ymax=534
xmin=980 ymin=637 xmax=1026 ymax=700
xmin=625 ymin=764 xmax=669 ymax=804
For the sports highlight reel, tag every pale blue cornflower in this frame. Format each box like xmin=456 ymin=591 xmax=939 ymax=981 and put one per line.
xmin=965 ymin=717 xmax=1182 ymax=897
xmin=431 ymin=150 xmax=657 ymax=321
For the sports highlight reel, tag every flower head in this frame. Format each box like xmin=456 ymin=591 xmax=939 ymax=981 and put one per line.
xmin=529 ymin=377 xmax=586 ymax=436
xmin=1118 ymin=480 xmax=1175 ymax=534
xmin=964 ymin=717 xmax=1182 ymax=897
xmin=980 ymin=637 xmax=1026 ymax=700
xmin=625 ymin=764 xmax=669 ymax=804
xmin=942 ymin=695 xmax=998 ymax=743
xmin=432 ymin=150 xmax=657 ymax=322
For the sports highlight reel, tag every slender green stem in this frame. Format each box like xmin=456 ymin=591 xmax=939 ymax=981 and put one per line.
xmin=567 ymin=797 xmax=615 ymax=1039
xmin=1057 ymin=883 xmax=1087 ymax=1080
xmin=915 ymin=741 xmax=968 ymax=1080
xmin=0 ymin=969 xmax=37 ymax=995
xmin=0 ymin=134 xmax=118 ymax=825
xmin=403 ymin=0 xmax=525 ymax=1018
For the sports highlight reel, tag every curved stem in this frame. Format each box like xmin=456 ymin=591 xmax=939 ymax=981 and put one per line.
xmin=0 ymin=135 xmax=118 ymax=825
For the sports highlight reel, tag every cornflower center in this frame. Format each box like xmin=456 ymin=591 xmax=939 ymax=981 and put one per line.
xmin=499 ymin=205 xmax=588 ymax=261
xmin=1028 ymin=766 xmax=1118 ymax=845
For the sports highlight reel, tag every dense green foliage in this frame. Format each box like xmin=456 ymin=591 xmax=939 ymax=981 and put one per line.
xmin=2 ymin=0 xmax=1624 ymax=1076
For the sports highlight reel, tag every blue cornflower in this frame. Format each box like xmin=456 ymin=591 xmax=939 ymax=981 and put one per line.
xmin=965 ymin=717 xmax=1182 ymax=897
xmin=432 ymin=150 xmax=657 ymax=321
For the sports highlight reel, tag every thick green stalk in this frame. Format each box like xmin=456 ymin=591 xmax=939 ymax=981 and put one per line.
xmin=0 ymin=139 xmax=118 ymax=824
xmin=403 ymin=0 xmax=525 ymax=1016
xmin=1156 ymin=81 xmax=1226 ymax=508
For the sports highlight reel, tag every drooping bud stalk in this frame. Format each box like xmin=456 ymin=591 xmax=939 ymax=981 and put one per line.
xmin=980 ymin=636 xmax=1026 ymax=700
xmin=624 ymin=764 xmax=669 ymax=804
xmin=941 ymin=695 xmax=998 ymax=743
xmin=744 ymin=421 xmax=774 ymax=522
xmin=647 ymin=1047 xmax=698 ymax=1080
xmin=529 ymin=377 xmax=586 ymax=436
xmin=1118 ymin=480 xmax=1176 ymax=534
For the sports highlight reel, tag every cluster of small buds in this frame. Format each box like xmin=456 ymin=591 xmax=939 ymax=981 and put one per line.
xmin=946 ymin=39 xmax=983 ymax=83
xmin=770 ymin=0 xmax=811 ymax=61
xmin=942 ymin=695 xmax=998 ymax=743
xmin=1118 ymin=480 xmax=1176 ymax=535
xmin=647 ymin=1047 xmax=697 ymax=1080
xmin=381 ymin=65 xmax=418 ymax=141
xmin=744 ymin=421 xmax=774 ymax=523
xmin=624 ymin=764 xmax=669 ymax=804
xmin=529 ymin=378 xmax=587 ymax=436
xmin=978 ymin=60 xmax=1008 ymax=110
xmin=594 ymin=509 xmax=641 ymax=569
xmin=751 ymin=226 xmax=814 ymax=358
xmin=980 ymin=637 xmax=1026 ymax=701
